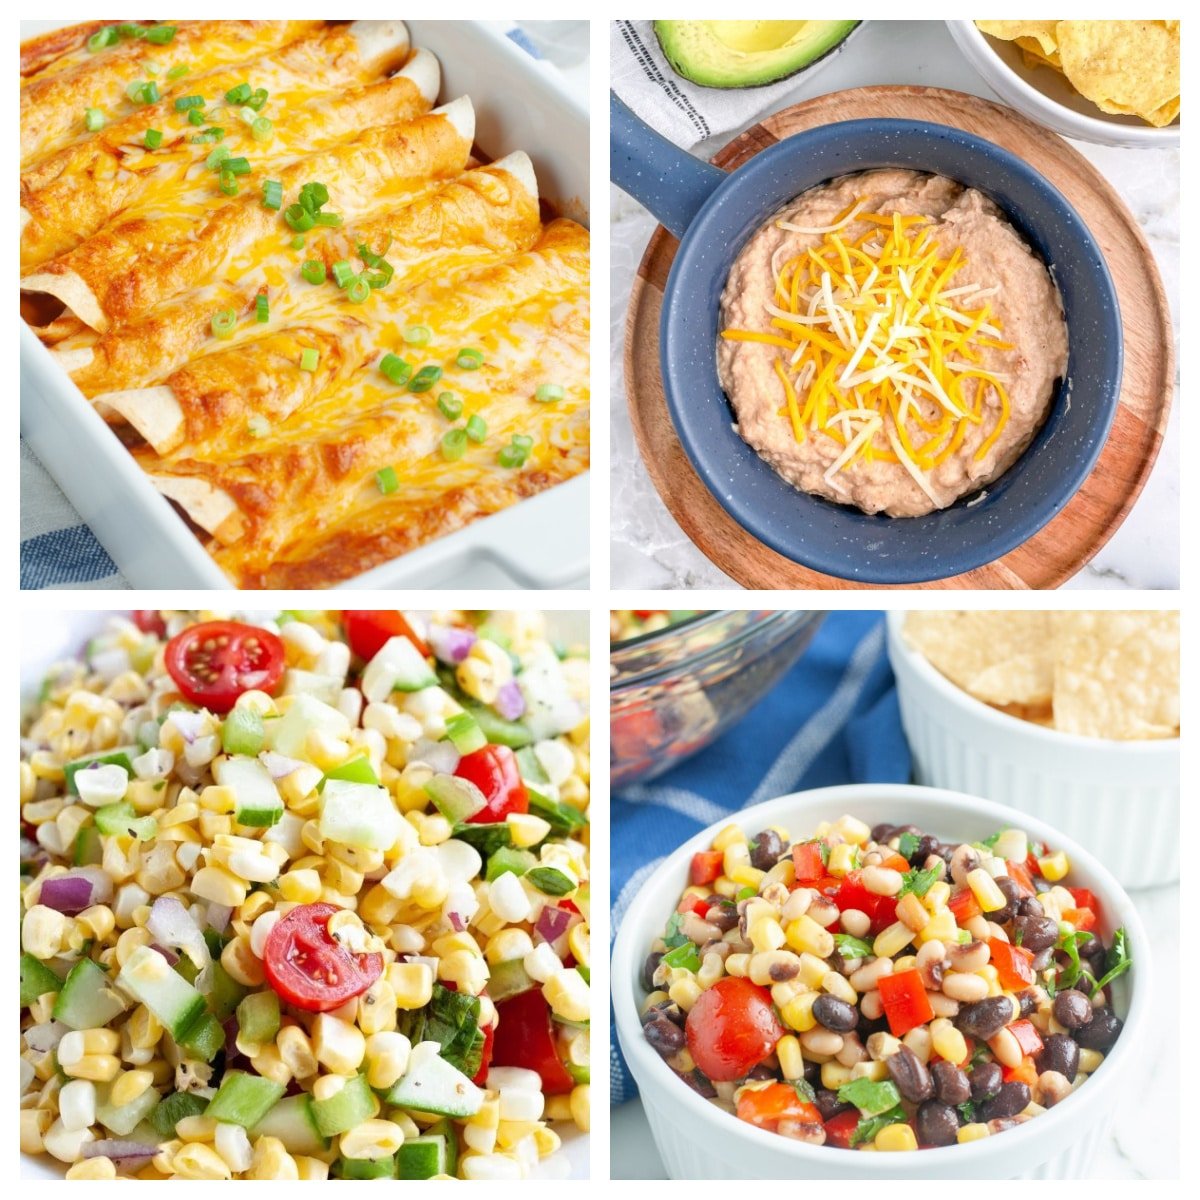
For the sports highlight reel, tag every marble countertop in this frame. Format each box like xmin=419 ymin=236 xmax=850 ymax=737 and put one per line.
xmin=610 ymin=20 xmax=1179 ymax=590
xmin=612 ymin=878 xmax=1179 ymax=1178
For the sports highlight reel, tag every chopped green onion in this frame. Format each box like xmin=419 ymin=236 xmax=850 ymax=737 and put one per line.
xmin=211 ymin=309 xmax=237 ymax=339
xmin=379 ymin=354 xmax=413 ymax=387
xmin=205 ymin=145 xmax=231 ymax=171
xmin=218 ymin=169 xmax=238 ymax=196
xmin=290 ymin=234 xmax=305 ymax=250
xmin=358 ymin=241 xmax=387 ymax=268
xmin=441 ymin=429 xmax=468 ymax=462
xmin=238 ymin=106 xmax=258 ymax=126
xmin=144 ymin=128 xmax=163 ymax=149
xmin=284 ymin=204 xmax=315 ymax=233
xmin=224 ymin=82 xmax=252 ymax=105
xmin=144 ymin=24 xmax=177 ymax=45
xmin=456 ymin=348 xmax=484 ymax=370
xmin=117 ymin=23 xmax=146 ymax=39
xmin=166 ymin=64 xmax=190 ymax=80
xmin=301 ymin=260 xmax=326 ymax=285
xmin=224 ymin=156 xmax=251 ymax=176
xmin=299 ymin=181 xmax=328 ymax=212
xmin=497 ymin=444 xmax=525 ymax=469
xmin=255 ymin=294 xmax=269 ymax=324
xmin=84 ymin=108 xmax=106 ymax=132
xmin=375 ymin=466 xmax=399 ymax=495
xmin=408 ymin=365 xmax=443 ymax=394
xmin=87 ymin=27 xmax=118 ymax=52
xmin=261 ymin=179 xmax=283 ymax=210
xmin=173 ymin=94 xmax=204 ymax=112
xmin=251 ymin=117 xmax=273 ymax=143
xmin=403 ymin=326 xmax=431 ymax=346
xmin=346 ymin=276 xmax=370 ymax=304
xmin=314 ymin=211 xmax=342 ymax=227
xmin=437 ymin=392 xmax=463 ymax=420
xmin=143 ymin=60 xmax=161 ymax=77
xmin=512 ymin=434 xmax=534 ymax=451
xmin=535 ymin=383 xmax=565 ymax=403
xmin=364 ymin=265 xmax=393 ymax=289
xmin=299 ymin=348 xmax=319 ymax=372
xmin=331 ymin=261 xmax=355 ymax=289
xmin=187 ymin=108 xmax=205 ymax=127
xmin=125 ymin=80 xmax=160 ymax=105
xmin=465 ymin=414 xmax=487 ymax=443
xmin=247 ymin=416 xmax=269 ymax=438
xmin=246 ymin=88 xmax=269 ymax=112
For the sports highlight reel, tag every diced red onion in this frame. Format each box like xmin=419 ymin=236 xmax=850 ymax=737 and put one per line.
xmin=148 ymin=942 xmax=180 ymax=965
xmin=167 ymin=710 xmax=206 ymax=744
xmin=84 ymin=1140 xmax=159 ymax=1165
xmin=535 ymin=904 xmax=579 ymax=950
xmin=148 ymin=895 xmax=211 ymax=971
xmin=38 ymin=875 xmax=96 ymax=914
xmin=261 ymin=751 xmax=305 ymax=780
xmin=24 ymin=1020 xmax=68 ymax=1053
xmin=448 ymin=911 xmax=465 ymax=932
xmin=428 ymin=623 xmax=477 ymax=665
xmin=494 ymin=679 xmax=526 ymax=721
xmin=207 ymin=904 xmax=233 ymax=933
xmin=412 ymin=738 xmax=461 ymax=776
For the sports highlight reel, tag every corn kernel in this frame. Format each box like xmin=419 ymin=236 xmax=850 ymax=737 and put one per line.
xmin=172 ymin=1142 xmax=232 ymax=1179
xmin=776 ymin=1034 xmax=804 ymax=1080
xmin=958 ymin=1122 xmax=991 ymax=1143
xmin=66 ymin=1158 xmax=117 ymax=1180
xmin=827 ymin=842 xmax=858 ymax=877
xmin=748 ymin=917 xmax=785 ymax=953
xmin=786 ymin=914 xmax=834 ymax=958
xmin=876 ymin=1123 xmax=918 ymax=1151
xmin=711 ymin=824 xmax=746 ymax=852
xmin=110 ymin=1068 xmax=154 ymax=1107
xmin=873 ymin=921 xmax=915 ymax=959
xmin=1038 ymin=850 xmax=1070 ymax=882
xmin=966 ymin=867 xmax=1006 ymax=913
xmin=780 ymin=991 xmax=818 ymax=1033
xmin=821 ymin=1061 xmax=853 ymax=1089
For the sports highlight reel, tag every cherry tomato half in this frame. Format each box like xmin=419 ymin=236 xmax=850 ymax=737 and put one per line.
xmin=343 ymin=611 xmax=429 ymax=662
xmin=685 ymin=976 xmax=783 ymax=1082
xmin=455 ymin=744 xmax=529 ymax=824
xmin=262 ymin=903 xmax=383 ymax=1013
xmin=164 ymin=621 xmax=284 ymax=714
xmin=491 ymin=987 xmax=574 ymax=1094
xmin=132 ymin=610 xmax=166 ymax=637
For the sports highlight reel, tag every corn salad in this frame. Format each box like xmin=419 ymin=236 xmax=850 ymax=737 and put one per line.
xmin=641 ymin=814 xmax=1128 ymax=1151
xmin=610 ymin=611 xmax=703 ymax=644
xmin=21 ymin=610 xmax=590 ymax=1180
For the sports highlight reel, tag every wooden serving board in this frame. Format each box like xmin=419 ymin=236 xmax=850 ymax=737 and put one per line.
xmin=624 ymin=86 xmax=1174 ymax=590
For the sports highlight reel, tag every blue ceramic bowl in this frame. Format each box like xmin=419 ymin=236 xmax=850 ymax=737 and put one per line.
xmin=612 ymin=101 xmax=1122 ymax=584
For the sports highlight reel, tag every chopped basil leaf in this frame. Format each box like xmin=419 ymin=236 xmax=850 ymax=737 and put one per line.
xmin=524 ymin=866 xmax=575 ymax=897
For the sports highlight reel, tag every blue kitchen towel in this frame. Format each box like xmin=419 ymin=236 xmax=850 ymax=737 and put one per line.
xmin=610 ymin=610 xmax=909 ymax=1105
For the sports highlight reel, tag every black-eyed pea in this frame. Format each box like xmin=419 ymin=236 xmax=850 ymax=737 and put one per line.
xmin=861 ymin=989 xmax=884 ymax=1021
xmin=942 ymin=971 xmax=989 ymax=1004
xmin=849 ymin=956 xmax=894 ymax=992
xmin=901 ymin=1024 xmax=932 ymax=1063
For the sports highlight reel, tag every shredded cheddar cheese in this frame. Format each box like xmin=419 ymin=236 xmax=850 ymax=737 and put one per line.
xmin=722 ymin=197 xmax=1014 ymax=501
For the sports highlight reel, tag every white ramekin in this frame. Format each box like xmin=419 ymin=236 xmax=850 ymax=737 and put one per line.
xmin=886 ymin=613 xmax=1178 ymax=890
xmin=944 ymin=21 xmax=1179 ymax=149
xmin=612 ymin=783 xmax=1150 ymax=1180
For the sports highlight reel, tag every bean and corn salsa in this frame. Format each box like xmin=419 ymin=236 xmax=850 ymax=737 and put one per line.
xmin=21 ymin=610 xmax=590 ymax=1180
xmin=610 ymin=611 xmax=702 ymax=644
xmin=641 ymin=815 xmax=1129 ymax=1152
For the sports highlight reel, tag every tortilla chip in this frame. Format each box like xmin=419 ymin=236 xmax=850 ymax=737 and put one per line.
xmin=903 ymin=612 xmax=1054 ymax=707
xmin=1015 ymin=35 xmax=1062 ymax=71
xmin=976 ymin=20 xmax=1060 ymax=57
xmin=1051 ymin=612 xmax=1180 ymax=740
xmin=1056 ymin=20 xmax=1180 ymax=125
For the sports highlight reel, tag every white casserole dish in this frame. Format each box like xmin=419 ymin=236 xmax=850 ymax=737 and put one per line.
xmin=20 ymin=607 xmax=589 ymax=1179
xmin=611 ymin=782 xmax=1150 ymax=1179
xmin=19 ymin=20 xmax=590 ymax=590
xmin=886 ymin=612 xmax=1179 ymax=889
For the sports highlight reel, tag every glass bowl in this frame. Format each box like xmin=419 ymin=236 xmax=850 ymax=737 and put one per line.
xmin=610 ymin=610 xmax=823 ymax=787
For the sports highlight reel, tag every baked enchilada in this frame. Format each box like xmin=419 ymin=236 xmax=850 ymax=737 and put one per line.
xmin=20 ymin=20 xmax=590 ymax=588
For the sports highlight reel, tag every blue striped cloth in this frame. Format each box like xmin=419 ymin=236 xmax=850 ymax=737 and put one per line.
xmin=610 ymin=611 xmax=909 ymax=1105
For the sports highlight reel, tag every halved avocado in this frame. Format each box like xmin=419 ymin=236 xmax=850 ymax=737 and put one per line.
xmin=653 ymin=21 xmax=860 ymax=89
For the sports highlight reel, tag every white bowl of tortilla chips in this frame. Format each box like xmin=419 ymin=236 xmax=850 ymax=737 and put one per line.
xmin=887 ymin=610 xmax=1179 ymax=889
xmin=947 ymin=20 xmax=1179 ymax=148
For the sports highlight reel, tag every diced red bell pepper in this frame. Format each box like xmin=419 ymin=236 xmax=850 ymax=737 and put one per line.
xmin=690 ymin=851 xmax=724 ymax=886
xmin=560 ymin=899 xmax=581 ymax=915
xmin=1063 ymin=906 xmax=1097 ymax=932
xmin=823 ymin=1109 xmax=861 ymax=1150
xmin=1001 ymin=1056 xmax=1039 ymax=1088
xmin=1068 ymin=888 xmax=1102 ymax=923
xmin=877 ymin=969 xmax=934 ymax=1038
xmin=1007 ymin=1019 xmax=1044 ymax=1058
xmin=880 ymin=851 xmax=911 ymax=873
xmin=677 ymin=892 xmax=711 ymax=919
xmin=491 ymin=988 xmax=574 ymax=1095
xmin=834 ymin=872 xmax=899 ymax=933
xmin=948 ymin=887 xmax=982 ymax=926
xmin=1006 ymin=861 xmax=1036 ymax=897
xmin=736 ymin=1082 xmax=821 ymax=1132
xmin=988 ymin=937 xmax=1035 ymax=990
xmin=472 ymin=1021 xmax=495 ymax=1085
xmin=792 ymin=841 xmax=827 ymax=885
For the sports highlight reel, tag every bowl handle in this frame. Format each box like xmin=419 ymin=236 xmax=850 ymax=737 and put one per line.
xmin=609 ymin=92 xmax=726 ymax=240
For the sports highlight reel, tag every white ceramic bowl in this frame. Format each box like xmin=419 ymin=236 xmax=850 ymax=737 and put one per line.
xmin=612 ymin=782 xmax=1150 ymax=1179
xmin=945 ymin=21 xmax=1179 ymax=149
xmin=886 ymin=613 xmax=1178 ymax=889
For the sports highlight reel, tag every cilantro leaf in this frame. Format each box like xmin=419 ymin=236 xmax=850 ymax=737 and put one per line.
xmin=1092 ymin=926 xmax=1132 ymax=993
xmin=661 ymin=942 xmax=701 ymax=972
xmin=837 ymin=1077 xmax=901 ymax=1117
xmin=662 ymin=912 xmax=690 ymax=949
xmin=791 ymin=1079 xmax=816 ymax=1103
xmin=897 ymin=866 xmax=939 ymax=898
xmin=957 ymin=1100 xmax=976 ymax=1123
xmin=850 ymin=1104 xmax=908 ymax=1147
xmin=1053 ymin=926 xmax=1095 ymax=992
xmin=897 ymin=831 xmax=920 ymax=860
xmin=982 ymin=831 xmax=1003 ymax=849
xmin=833 ymin=933 xmax=875 ymax=959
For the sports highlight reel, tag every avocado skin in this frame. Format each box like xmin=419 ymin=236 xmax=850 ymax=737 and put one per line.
xmin=653 ymin=21 xmax=861 ymax=89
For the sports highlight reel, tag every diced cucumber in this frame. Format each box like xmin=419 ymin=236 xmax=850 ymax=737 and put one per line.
xmin=178 ymin=1011 xmax=224 ymax=1062
xmin=396 ymin=1134 xmax=449 ymax=1179
xmin=221 ymin=707 xmax=264 ymax=756
xmin=236 ymin=990 xmax=280 ymax=1044
xmin=311 ymin=1073 xmax=377 ymax=1137
xmin=528 ymin=788 xmax=588 ymax=837
xmin=443 ymin=712 xmax=486 ymax=755
xmin=269 ymin=693 xmax=350 ymax=758
xmin=318 ymin=755 xmax=379 ymax=793
xmin=251 ymin=1093 xmax=329 ymax=1155
xmin=21 ymin=954 xmax=64 ymax=1007
xmin=487 ymin=958 xmax=536 ymax=1004
xmin=117 ymin=945 xmax=206 ymax=1041
xmin=319 ymin=778 xmax=401 ymax=851
xmin=205 ymin=1070 xmax=285 ymax=1129
xmin=151 ymin=1090 xmax=209 ymax=1137
xmin=340 ymin=1157 xmax=396 ymax=1179
xmin=386 ymin=1042 xmax=483 ymax=1118
xmin=566 ymin=1062 xmax=590 ymax=1085
xmin=203 ymin=960 xmax=247 ymax=1021
xmin=72 ymin=823 xmax=103 ymax=865
xmin=424 ymin=774 xmax=486 ymax=824
xmin=425 ymin=1119 xmax=459 ymax=1176
xmin=363 ymin=636 xmax=437 ymax=699
xmin=63 ymin=747 xmax=137 ymax=795
xmin=96 ymin=1079 xmax=162 ymax=1136
xmin=282 ymin=668 xmax=344 ymax=705
xmin=215 ymin=754 xmax=283 ymax=828
xmin=515 ymin=745 xmax=550 ymax=785
xmin=485 ymin=845 xmax=536 ymax=881
xmin=436 ymin=668 xmax=533 ymax=748
xmin=94 ymin=800 xmax=158 ymax=840
xmin=53 ymin=958 xmax=128 ymax=1030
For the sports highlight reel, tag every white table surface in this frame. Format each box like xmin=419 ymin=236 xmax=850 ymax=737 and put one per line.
xmin=613 ymin=878 xmax=1178 ymax=1178
xmin=610 ymin=19 xmax=1180 ymax=591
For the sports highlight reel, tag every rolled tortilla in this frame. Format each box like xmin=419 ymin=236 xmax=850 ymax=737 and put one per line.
xmin=147 ymin=474 xmax=243 ymax=543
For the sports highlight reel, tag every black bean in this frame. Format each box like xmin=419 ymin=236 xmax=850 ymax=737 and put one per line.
xmin=1016 ymin=989 xmax=1038 ymax=1019
xmin=916 ymin=1100 xmax=960 ymax=1147
xmin=856 ymin=1013 xmax=890 ymax=1039
xmin=803 ymin=1059 xmax=822 ymax=1086
xmin=886 ymin=1045 xmax=934 ymax=1102
xmin=871 ymin=823 xmax=897 ymax=844
xmin=706 ymin=899 xmax=739 ymax=932
xmin=814 ymin=1088 xmax=854 ymax=1122
xmin=1082 ymin=938 xmax=1107 ymax=975
xmin=956 ymin=996 xmax=1014 ymax=1041
xmin=826 ymin=950 xmax=846 ymax=976
xmin=642 ymin=1012 xmax=685 ymax=1059
xmin=750 ymin=828 xmax=785 ymax=871
xmin=1031 ymin=949 xmax=1054 ymax=972
xmin=969 ymin=1060 xmax=1003 ymax=1102
xmin=1012 ymin=914 xmax=1059 ymax=953
xmin=747 ymin=1062 xmax=779 ymax=1081
xmin=681 ymin=1068 xmax=716 ymax=1098
xmin=979 ymin=1081 xmax=1030 ymax=1122
xmin=641 ymin=952 xmax=663 ymax=992
xmin=916 ymin=834 xmax=941 ymax=864
xmin=812 ymin=994 xmax=858 ymax=1033
xmin=1052 ymin=989 xmax=1092 ymax=1030
xmin=931 ymin=1060 xmax=971 ymax=1106
xmin=989 ymin=876 xmax=1022 ymax=923
xmin=1073 ymin=1009 xmax=1122 ymax=1051
xmin=1036 ymin=1033 xmax=1080 ymax=1083
xmin=1017 ymin=896 xmax=1044 ymax=918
